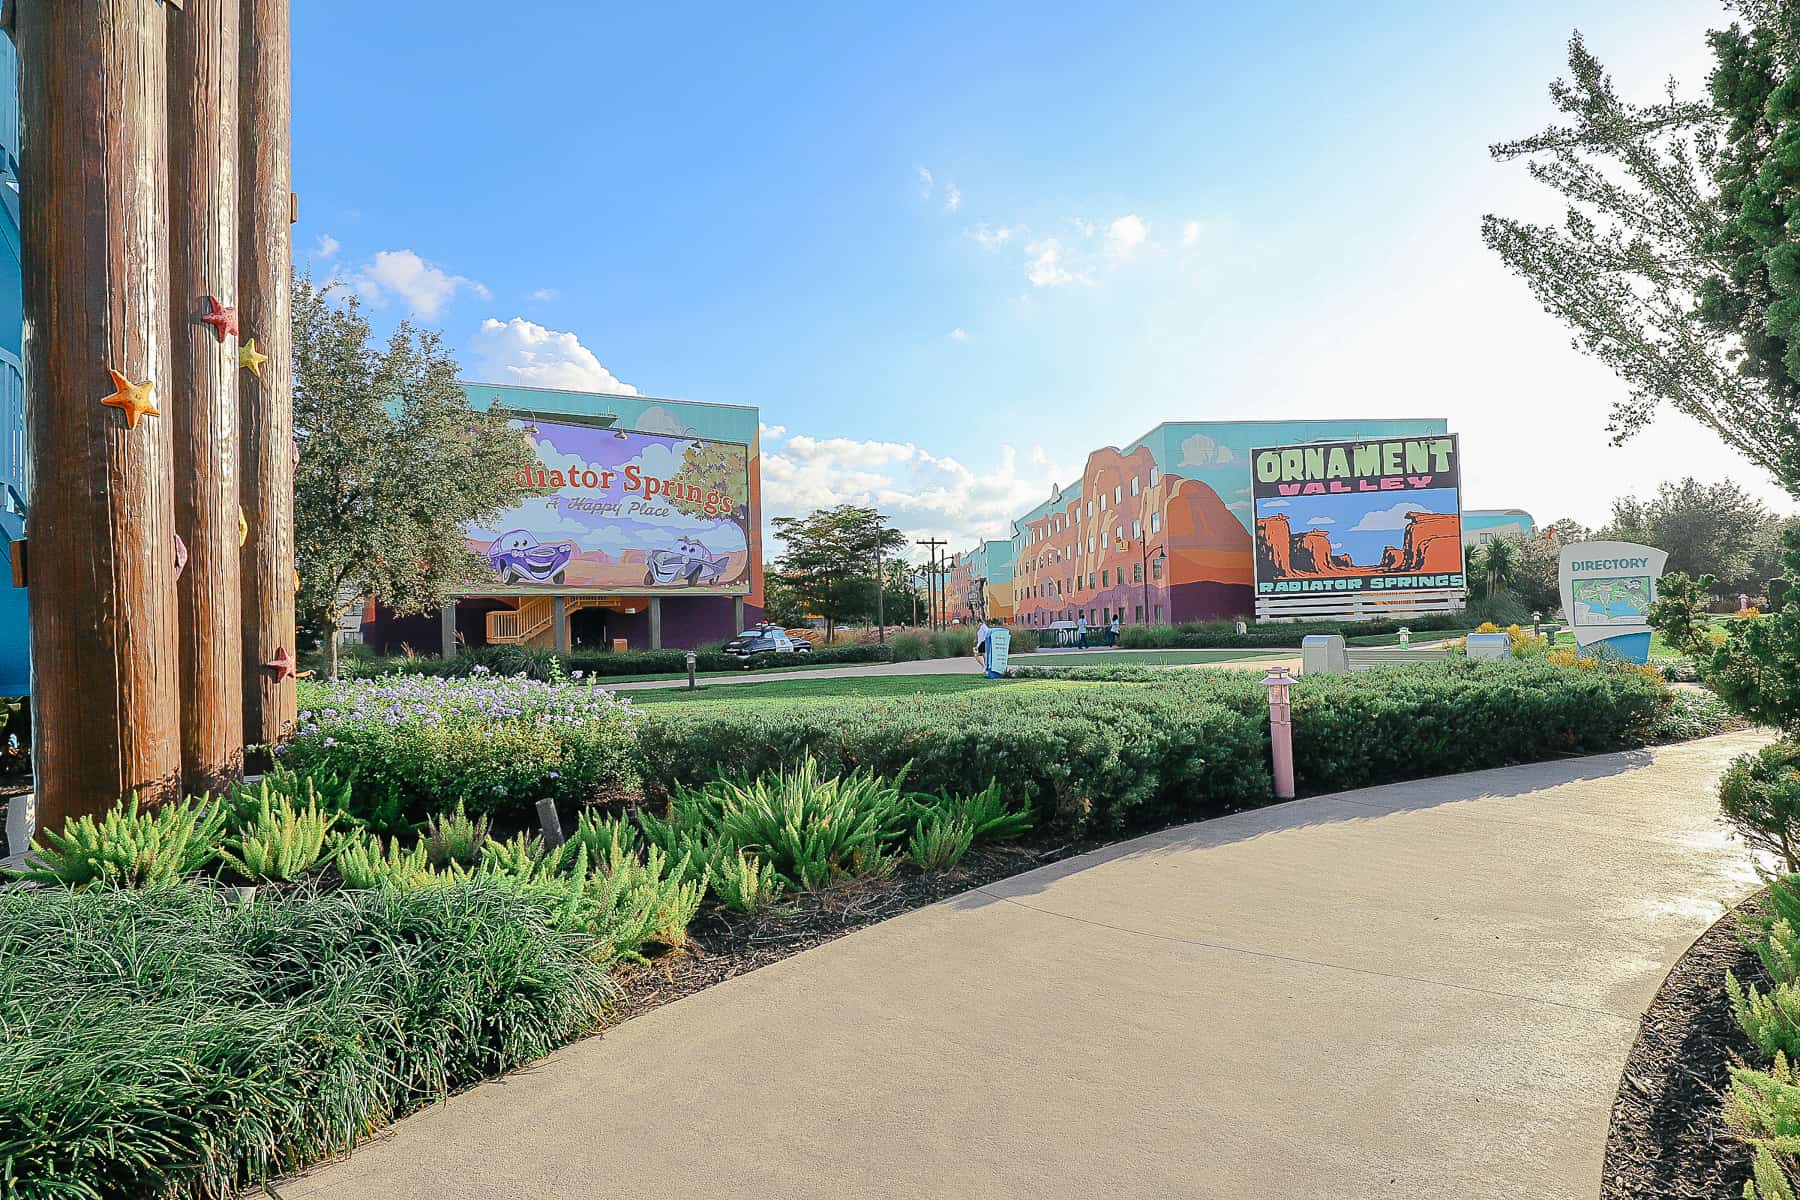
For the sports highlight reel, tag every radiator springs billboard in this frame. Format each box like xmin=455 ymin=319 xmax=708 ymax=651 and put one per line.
xmin=463 ymin=417 xmax=752 ymax=595
xmin=1251 ymin=434 xmax=1463 ymax=595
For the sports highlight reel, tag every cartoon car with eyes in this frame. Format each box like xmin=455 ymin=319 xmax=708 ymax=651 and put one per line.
xmin=487 ymin=530 xmax=575 ymax=585
xmin=644 ymin=537 xmax=729 ymax=587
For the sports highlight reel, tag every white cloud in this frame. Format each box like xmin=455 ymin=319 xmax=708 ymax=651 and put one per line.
xmin=1107 ymin=214 xmax=1148 ymax=256
xmin=1305 ymin=516 xmax=1334 ymax=526
xmin=758 ymin=422 xmax=788 ymax=442
xmin=1179 ymin=433 xmax=1236 ymax=466
xmin=762 ymin=431 xmax=1073 ymax=553
xmin=352 ymin=249 xmax=489 ymax=318
xmin=1181 ymin=220 xmax=1201 ymax=246
xmin=1026 ymin=238 xmax=1086 ymax=288
xmin=530 ymin=287 xmax=559 ymax=302
xmin=949 ymin=327 xmax=969 ymax=341
xmin=469 ymin=317 xmax=639 ymax=395
xmin=1261 ymin=498 xmax=1290 ymax=509
xmin=917 ymin=166 xmax=934 ymax=197
xmin=633 ymin=405 xmax=695 ymax=436
xmin=314 ymin=234 xmax=340 ymax=259
xmin=968 ymin=223 xmax=1018 ymax=250
xmin=945 ymin=181 xmax=962 ymax=211
xmin=1349 ymin=502 xmax=1422 ymax=532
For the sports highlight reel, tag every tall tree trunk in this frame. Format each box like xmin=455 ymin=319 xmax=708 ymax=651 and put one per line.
xmin=237 ymin=0 xmax=296 ymax=747
xmin=169 ymin=0 xmax=245 ymax=791
xmin=18 ymin=1 xmax=184 ymax=826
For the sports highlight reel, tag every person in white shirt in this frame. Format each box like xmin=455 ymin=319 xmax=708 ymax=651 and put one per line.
xmin=975 ymin=619 xmax=991 ymax=658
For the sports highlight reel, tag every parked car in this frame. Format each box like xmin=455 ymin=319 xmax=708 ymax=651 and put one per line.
xmin=644 ymin=538 xmax=730 ymax=587
xmin=486 ymin=530 xmax=574 ymax=585
xmin=721 ymin=627 xmax=814 ymax=666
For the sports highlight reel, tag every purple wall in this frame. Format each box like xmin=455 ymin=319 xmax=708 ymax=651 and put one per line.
xmin=1170 ymin=580 xmax=1254 ymax=625
xmin=363 ymin=596 xmax=763 ymax=656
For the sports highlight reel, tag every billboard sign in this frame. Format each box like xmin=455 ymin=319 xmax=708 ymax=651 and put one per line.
xmin=461 ymin=416 xmax=752 ymax=596
xmin=1557 ymin=540 xmax=1667 ymax=663
xmin=1251 ymin=434 xmax=1463 ymax=595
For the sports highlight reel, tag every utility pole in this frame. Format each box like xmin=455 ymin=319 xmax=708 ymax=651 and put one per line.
xmin=916 ymin=538 xmax=946 ymax=631
xmin=19 ymin=2 xmax=185 ymax=827
xmin=872 ymin=515 xmax=885 ymax=644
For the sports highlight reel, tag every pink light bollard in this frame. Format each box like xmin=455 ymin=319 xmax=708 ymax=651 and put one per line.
xmin=1262 ymin=666 xmax=1295 ymax=800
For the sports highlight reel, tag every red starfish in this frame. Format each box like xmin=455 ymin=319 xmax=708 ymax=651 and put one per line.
xmin=263 ymin=646 xmax=297 ymax=681
xmin=199 ymin=295 xmax=238 ymax=343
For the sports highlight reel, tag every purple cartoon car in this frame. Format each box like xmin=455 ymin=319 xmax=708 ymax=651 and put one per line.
xmin=487 ymin=530 xmax=575 ymax=585
xmin=644 ymin=537 xmax=729 ymax=587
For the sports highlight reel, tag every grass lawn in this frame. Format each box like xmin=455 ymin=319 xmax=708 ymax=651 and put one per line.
xmin=626 ymin=673 xmax=1090 ymax=707
xmin=1025 ymin=648 xmax=1291 ymax=667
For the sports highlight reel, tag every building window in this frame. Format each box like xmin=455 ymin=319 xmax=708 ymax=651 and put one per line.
xmin=1101 ymin=569 xmax=1109 ymax=587
xmin=1150 ymin=512 xmax=1161 ymax=534
xmin=1088 ymin=572 xmax=1096 ymax=588
xmin=1135 ymin=604 xmax=1144 ymax=624
xmin=1114 ymin=484 xmax=1122 ymax=504
xmin=1154 ymin=604 xmax=1164 ymax=622
xmin=1149 ymin=467 xmax=1159 ymax=485
xmin=1087 ymin=500 xmax=1094 ymax=517
xmin=1131 ymin=477 xmax=1140 ymax=496
xmin=1132 ymin=563 xmax=1142 ymax=583
xmin=1099 ymin=493 xmax=1107 ymax=511
xmin=1152 ymin=559 xmax=1164 ymax=581
xmin=1132 ymin=519 xmax=1141 ymax=539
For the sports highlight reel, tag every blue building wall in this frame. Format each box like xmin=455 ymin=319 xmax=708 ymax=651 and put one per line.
xmin=0 ymin=34 xmax=31 ymax=695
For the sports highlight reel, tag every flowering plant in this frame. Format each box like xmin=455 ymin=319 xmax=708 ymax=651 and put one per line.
xmin=279 ymin=671 xmax=642 ymax=831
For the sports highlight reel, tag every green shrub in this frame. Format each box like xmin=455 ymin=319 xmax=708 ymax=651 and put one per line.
xmin=907 ymin=811 xmax=975 ymax=871
xmin=283 ymin=674 xmax=642 ymax=830
xmin=933 ymin=779 xmax=1035 ymax=843
xmin=1720 ymin=740 xmax=1800 ymax=872
xmin=648 ymin=761 xmax=910 ymax=890
xmin=218 ymin=790 xmax=337 ymax=883
xmin=335 ymin=832 xmax=432 ymax=890
xmin=1747 ymin=1144 xmax=1799 ymax=1200
xmin=888 ymin=631 xmax=930 ymax=662
xmin=424 ymin=800 xmax=490 ymax=869
xmin=0 ymin=879 xmax=612 ymax=1199
xmin=712 ymin=848 xmax=784 ymax=914
xmin=1728 ymin=1052 xmax=1800 ymax=1160
xmin=19 ymin=794 xmax=226 ymax=887
xmin=637 ymin=683 xmax=1270 ymax=835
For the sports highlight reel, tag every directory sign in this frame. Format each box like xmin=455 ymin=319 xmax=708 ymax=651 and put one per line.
xmin=1557 ymin=540 xmax=1668 ymax=664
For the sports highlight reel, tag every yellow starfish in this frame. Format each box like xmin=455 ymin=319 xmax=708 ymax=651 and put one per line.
xmin=238 ymin=338 xmax=268 ymax=377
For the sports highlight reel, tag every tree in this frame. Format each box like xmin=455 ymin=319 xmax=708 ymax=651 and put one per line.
xmin=1601 ymin=477 xmax=1773 ymax=589
xmin=293 ymin=275 xmax=538 ymax=676
xmin=667 ymin=439 xmax=751 ymax=530
xmin=769 ymin=505 xmax=907 ymax=642
xmin=1483 ymin=16 xmax=1800 ymax=493
xmin=1512 ymin=534 xmax=1564 ymax=615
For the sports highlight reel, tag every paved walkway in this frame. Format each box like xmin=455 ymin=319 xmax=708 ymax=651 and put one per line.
xmin=277 ymin=732 xmax=1767 ymax=1200
xmin=606 ymin=646 xmax=1298 ymax=692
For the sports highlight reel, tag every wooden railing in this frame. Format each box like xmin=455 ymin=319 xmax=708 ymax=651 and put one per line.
xmin=485 ymin=596 xmax=612 ymax=647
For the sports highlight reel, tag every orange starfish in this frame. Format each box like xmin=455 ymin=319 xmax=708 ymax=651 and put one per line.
xmin=100 ymin=370 xmax=158 ymax=429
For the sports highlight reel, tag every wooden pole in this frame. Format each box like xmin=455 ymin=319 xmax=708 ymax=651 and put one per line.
xmin=169 ymin=0 xmax=245 ymax=791
xmin=237 ymin=0 xmax=295 ymax=748
xmin=17 ymin=1 xmax=184 ymax=826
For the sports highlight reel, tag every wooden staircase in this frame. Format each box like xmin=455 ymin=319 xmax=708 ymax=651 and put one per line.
xmin=485 ymin=596 xmax=610 ymax=648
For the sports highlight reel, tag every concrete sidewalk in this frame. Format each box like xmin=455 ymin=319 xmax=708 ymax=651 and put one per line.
xmin=278 ymin=732 xmax=1767 ymax=1200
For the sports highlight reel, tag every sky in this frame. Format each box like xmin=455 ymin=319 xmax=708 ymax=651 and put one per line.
xmin=292 ymin=0 xmax=1779 ymax=558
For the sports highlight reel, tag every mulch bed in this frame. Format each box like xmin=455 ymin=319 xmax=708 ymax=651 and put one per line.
xmin=600 ymin=840 xmax=1079 ymax=1028
xmin=1602 ymin=893 xmax=1768 ymax=1200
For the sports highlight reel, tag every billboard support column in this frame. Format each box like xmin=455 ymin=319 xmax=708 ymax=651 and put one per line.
xmin=734 ymin=596 xmax=744 ymax=632
xmin=439 ymin=602 xmax=456 ymax=659
xmin=552 ymin=596 xmax=568 ymax=655
xmin=649 ymin=597 xmax=663 ymax=650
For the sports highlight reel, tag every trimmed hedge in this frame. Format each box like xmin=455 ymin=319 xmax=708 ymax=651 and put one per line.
xmin=337 ymin=638 xmax=1005 ymax=681
xmin=1113 ymin=612 xmax=1470 ymax=651
xmin=640 ymin=659 xmax=1673 ymax=834
xmin=636 ymin=684 xmax=1271 ymax=835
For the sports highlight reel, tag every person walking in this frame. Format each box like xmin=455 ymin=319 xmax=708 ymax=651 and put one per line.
xmin=1076 ymin=614 xmax=1088 ymax=649
xmin=1109 ymin=614 xmax=1121 ymax=646
xmin=975 ymin=618 xmax=991 ymax=660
